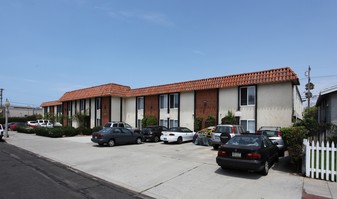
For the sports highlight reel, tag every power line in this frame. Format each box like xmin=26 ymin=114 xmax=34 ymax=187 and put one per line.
xmin=299 ymin=75 xmax=337 ymax=80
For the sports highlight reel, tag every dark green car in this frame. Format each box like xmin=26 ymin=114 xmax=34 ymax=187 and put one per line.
xmin=91 ymin=127 xmax=144 ymax=147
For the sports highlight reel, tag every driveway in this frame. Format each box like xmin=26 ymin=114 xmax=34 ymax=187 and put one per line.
xmin=7 ymin=132 xmax=303 ymax=199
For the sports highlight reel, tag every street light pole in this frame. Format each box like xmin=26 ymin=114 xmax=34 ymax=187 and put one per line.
xmin=5 ymin=99 xmax=10 ymax=138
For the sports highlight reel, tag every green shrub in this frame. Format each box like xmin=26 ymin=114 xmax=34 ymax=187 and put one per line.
xmin=15 ymin=126 xmax=34 ymax=134
xmin=194 ymin=117 xmax=203 ymax=132
xmin=205 ymin=115 xmax=216 ymax=127
xmin=92 ymin=126 xmax=102 ymax=133
xmin=63 ymin=127 xmax=77 ymax=137
xmin=76 ymin=126 xmax=92 ymax=135
xmin=281 ymin=126 xmax=309 ymax=170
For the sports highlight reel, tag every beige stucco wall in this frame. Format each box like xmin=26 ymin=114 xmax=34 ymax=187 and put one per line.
xmin=123 ymin=97 xmax=136 ymax=127
xmin=257 ymin=83 xmax=294 ymax=128
xmin=180 ymin=91 xmax=195 ymax=130
xmin=218 ymin=87 xmax=238 ymax=124
xmin=111 ymin=97 xmax=121 ymax=121
xmin=90 ymin=98 xmax=96 ymax=128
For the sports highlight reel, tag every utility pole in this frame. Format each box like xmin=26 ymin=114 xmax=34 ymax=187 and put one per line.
xmin=0 ymin=88 xmax=3 ymax=107
xmin=305 ymin=65 xmax=314 ymax=108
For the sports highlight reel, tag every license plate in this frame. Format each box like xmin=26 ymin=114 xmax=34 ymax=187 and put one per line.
xmin=232 ymin=152 xmax=241 ymax=158
xmin=164 ymin=138 xmax=167 ymax=140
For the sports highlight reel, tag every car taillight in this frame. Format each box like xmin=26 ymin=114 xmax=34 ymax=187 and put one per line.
xmin=231 ymin=127 xmax=235 ymax=133
xmin=169 ymin=133 xmax=175 ymax=136
xmin=277 ymin=131 xmax=281 ymax=137
xmin=218 ymin=150 xmax=228 ymax=157
xmin=246 ymin=152 xmax=261 ymax=159
xmin=95 ymin=134 xmax=103 ymax=138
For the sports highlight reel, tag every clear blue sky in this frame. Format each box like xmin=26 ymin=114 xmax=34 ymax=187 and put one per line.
xmin=1 ymin=0 xmax=337 ymax=107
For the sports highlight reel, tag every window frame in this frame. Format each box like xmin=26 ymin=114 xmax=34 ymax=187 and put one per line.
xmin=240 ymin=86 xmax=256 ymax=106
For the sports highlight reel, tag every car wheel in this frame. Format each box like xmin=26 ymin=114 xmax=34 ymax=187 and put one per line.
xmin=136 ymin=137 xmax=142 ymax=144
xmin=154 ymin=136 xmax=160 ymax=142
xmin=213 ymin=145 xmax=219 ymax=150
xmin=108 ymin=139 xmax=115 ymax=147
xmin=261 ymin=161 xmax=269 ymax=176
xmin=177 ymin=137 xmax=183 ymax=144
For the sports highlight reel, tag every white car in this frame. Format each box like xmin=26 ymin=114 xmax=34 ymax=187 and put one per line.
xmin=37 ymin=119 xmax=54 ymax=128
xmin=0 ymin=124 xmax=4 ymax=139
xmin=161 ymin=127 xmax=196 ymax=144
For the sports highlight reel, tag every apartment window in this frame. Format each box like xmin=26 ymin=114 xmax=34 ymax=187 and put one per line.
xmin=159 ymin=95 xmax=168 ymax=109
xmin=96 ymin=98 xmax=101 ymax=110
xmin=241 ymin=120 xmax=256 ymax=133
xmin=137 ymin=97 xmax=144 ymax=110
xmin=67 ymin=102 xmax=72 ymax=113
xmin=80 ymin=99 xmax=86 ymax=111
xmin=240 ymin=86 xmax=256 ymax=106
xmin=57 ymin=105 xmax=62 ymax=114
xmin=169 ymin=119 xmax=179 ymax=128
xmin=159 ymin=119 xmax=168 ymax=128
xmin=169 ymin=93 xmax=179 ymax=108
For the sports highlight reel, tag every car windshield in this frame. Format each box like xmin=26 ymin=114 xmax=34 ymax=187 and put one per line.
xmin=215 ymin=126 xmax=231 ymax=133
xmin=99 ymin=127 xmax=113 ymax=133
xmin=226 ymin=136 xmax=261 ymax=147
xmin=103 ymin=123 xmax=111 ymax=128
xmin=259 ymin=130 xmax=278 ymax=137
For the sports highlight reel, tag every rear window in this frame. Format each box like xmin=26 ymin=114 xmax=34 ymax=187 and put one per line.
xmin=104 ymin=123 xmax=112 ymax=128
xmin=215 ymin=126 xmax=232 ymax=133
xmin=259 ymin=130 xmax=278 ymax=137
xmin=227 ymin=136 xmax=261 ymax=147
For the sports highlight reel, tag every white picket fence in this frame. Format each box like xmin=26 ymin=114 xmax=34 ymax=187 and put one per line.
xmin=304 ymin=139 xmax=337 ymax=182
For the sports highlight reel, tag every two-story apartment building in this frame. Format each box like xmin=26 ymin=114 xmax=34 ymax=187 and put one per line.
xmin=41 ymin=67 xmax=303 ymax=132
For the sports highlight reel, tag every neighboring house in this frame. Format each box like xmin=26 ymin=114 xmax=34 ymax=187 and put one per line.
xmin=1 ymin=106 xmax=42 ymax=118
xmin=316 ymin=85 xmax=337 ymax=141
xmin=41 ymin=67 xmax=303 ymax=132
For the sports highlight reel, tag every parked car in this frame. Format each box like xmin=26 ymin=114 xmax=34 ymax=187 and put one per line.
xmin=26 ymin=121 xmax=39 ymax=128
xmin=91 ymin=127 xmax=144 ymax=147
xmin=161 ymin=127 xmax=196 ymax=144
xmin=37 ymin=119 xmax=54 ymax=128
xmin=211 ymin=124 xmax=246 ymax=150
xmin=103 ymin=121 xmax=142 ymax=134
xmin=10 ymin=122 xmax=26 ymax=131
xmin=257 ymin=126 xmax=285 ymax=156
xmin=142 ymin=125 xmax=168 ymax=142
xmin=193 ymin=126 xmax=216 ymax=145
xmin=216 ymin=134 xmax=279 ymax=175
xmin=0 ymin=124 xmax=3 ymax=140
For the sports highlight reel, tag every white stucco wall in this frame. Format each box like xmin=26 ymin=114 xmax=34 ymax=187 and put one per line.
xmin=257 ymin=83 xmax=294 ymax=128
xmin=179 ymin=91 xmax=195 ymax=130
xmin=111 ymin=97 xmax=121 ymax=121
xmin=218 ymin=87 xmax=238 ymax=124
xmin=293 ymin=86 xmax=303 ymax=121
xmin=122 ymin=97 xmax=136 ymax=127
xmin=90 ymin=98 xmax=96 ymax=128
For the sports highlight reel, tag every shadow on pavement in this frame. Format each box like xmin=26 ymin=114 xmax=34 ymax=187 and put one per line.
xmin=271 ymin=156 xmax=300 ymax=175
xmin=214 ymin=167 xmax=262 ymax=180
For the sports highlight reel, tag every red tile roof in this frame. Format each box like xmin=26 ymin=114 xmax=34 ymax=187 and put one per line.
xmin=42 ymin=67 xmax=299 ymax=106
xmin=59 ymin=83 xmax=131 ymax=101
xmin=40 ymin=100 xmax=62 ymax=107
xmin=131 ymin=67 xmax=299 ymax=96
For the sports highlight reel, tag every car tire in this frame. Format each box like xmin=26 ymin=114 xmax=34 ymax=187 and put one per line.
xmin=108 ymin=139 xmax=115 ymax=147
xmin=163 ymin=141 xmax=168 ymax=144
xmin=136 ymin=137 xmax=142 ymax=144
xmin=154 ymin=136 xmax=160 ymax=142
xmin=213 ymin=145 xmax=219 ymax=150
xmin=177 ymin=137 xmax=183 ymax=144
xmin=261 ymin=161 xmax=269 ymax=176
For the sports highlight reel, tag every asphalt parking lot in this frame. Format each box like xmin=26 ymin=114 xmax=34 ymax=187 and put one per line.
xmin=5 ymin=131 xmax=310 ymax=199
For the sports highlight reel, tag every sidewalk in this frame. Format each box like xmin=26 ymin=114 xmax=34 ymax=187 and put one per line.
xmin=4 ymin=131 xmax=337 ymax=199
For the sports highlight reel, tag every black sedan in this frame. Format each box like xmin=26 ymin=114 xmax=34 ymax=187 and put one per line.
xmin=216 ymin=134 xmax=279 ymax=175
xmin=91 ymin=127 xmax=144 ymax=147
